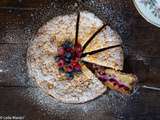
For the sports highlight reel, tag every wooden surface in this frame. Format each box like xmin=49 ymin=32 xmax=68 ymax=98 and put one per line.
xmin=0 ymin=0 xmax=160 ymax=120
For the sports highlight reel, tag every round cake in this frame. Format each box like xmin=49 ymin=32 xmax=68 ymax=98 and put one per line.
xmin=27 ymin=11 xmax=124 ymax=103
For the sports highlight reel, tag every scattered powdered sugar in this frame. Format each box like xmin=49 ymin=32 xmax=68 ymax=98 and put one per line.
xmin=19 ymin=86 xmax=134 ymax=120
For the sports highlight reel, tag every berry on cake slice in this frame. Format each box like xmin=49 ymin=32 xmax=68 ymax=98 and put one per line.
xmin=85 ymin=63 xmax=137 ymax=94
xmin=102 ymin=69 xmax=137 ymax=94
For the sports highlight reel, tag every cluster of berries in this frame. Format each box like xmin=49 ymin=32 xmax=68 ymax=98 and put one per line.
xmin=55 ymin=41 xmax=82 ymax=80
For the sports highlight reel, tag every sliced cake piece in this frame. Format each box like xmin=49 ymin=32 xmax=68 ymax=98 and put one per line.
xmin=83 ymin=26 xmax=122 ymax=53
xmin=82 ymin=47 xmax=124 ymax=70
xmin=78 ymin=11 xmax=104 ymax=47
xmin=102 ymin=69 xmax=137 ymax=94
xmin=87 ymin=64 xmax=137 ymax=94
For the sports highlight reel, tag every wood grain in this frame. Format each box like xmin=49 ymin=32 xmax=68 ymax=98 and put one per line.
xmin=0 ymin=44 xmax=36 ymax=87
xmin=0 ymin=0 xmax=48 ymax=9
xmin=0 ymin=87 xmax=159 ymax=120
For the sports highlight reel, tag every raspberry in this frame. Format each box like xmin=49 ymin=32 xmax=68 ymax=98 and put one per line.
xmin=57 ymin=59 xmax=64 ymax=67
xmin=58 ymin=47 xmax=64 ymax=56
xmin=66 ymin=48 xmax=73 ymax=52
xmin=71 ymin=58 xmax=79 ymax=66
xmin=77 ymin=52 xmax=82 ymax=58
xmin=66 ymin=65 xmax=73 ymax=72
xmin=74 ymin=64 xmax=81 ymax=72
xmin=74 ymin=43 xmax=82 ymax=57
xmin=75 ymin=43 xmax=82 ymax=52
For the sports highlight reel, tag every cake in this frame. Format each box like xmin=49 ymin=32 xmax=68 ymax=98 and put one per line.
xmin=27 ymin=11 xmax=137 ymax=103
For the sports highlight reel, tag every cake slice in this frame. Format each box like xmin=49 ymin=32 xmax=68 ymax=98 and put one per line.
xmin=82 ymin=47 xmax=124 ymax=70
xmin=83 ymin=25 xmax=122 ymax=53
xmin=96 ymin=69 xmax=137 ymax=94
xmin=78 ymin=11 xmax=104 ymax=47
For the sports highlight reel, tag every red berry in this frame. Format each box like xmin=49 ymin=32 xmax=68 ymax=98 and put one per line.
xmin=58 ymin=47 xmax=64 ymax=56
xmin=66 ymin=48 xmax=73 ymax=52
xmin=76 ymin=52 xmax=82 ymax=58
xmin=74 ymin=63 xmax=81 ymax=72
xmin=71 ymin=59 xmax=78 ymax=66
xmin=66 ymin=65 xmax=73 ymax=72
xmin=57 ymin=59 xmax=64 ymax=67
xmin=74 ymin=43 xmax=82 ymax=53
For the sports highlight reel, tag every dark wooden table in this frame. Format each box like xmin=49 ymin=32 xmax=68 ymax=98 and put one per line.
xmin=0 ymin=0 xmax=160 ymax=120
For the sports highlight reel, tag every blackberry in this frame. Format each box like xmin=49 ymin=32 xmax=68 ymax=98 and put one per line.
xmin=66 ymin=72 xmax=73 ymax=79
xmin=62 ymin=41 xmax=73 ymax=49
xmin=54 ymin=56 xmax=60 ymax=62
xmin=65 ymin=58 xmax=71 ymax=63
xmin=64 ymin=52 xmax=72 ymax=59
xmin=59 ymin=67 xmax=64 ymax=72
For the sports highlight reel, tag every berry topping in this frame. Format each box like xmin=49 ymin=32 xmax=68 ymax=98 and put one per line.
xmin=66 ymin=72 xmax=73 ymax=80
xmin=74 ymin=43 xmax=82 ymax=58
xmin=64 ymin=52 xmax=73 ymax=59
xmin=75 ymin=43 xmax=82 ymax=52
xmin=54 ymin=56 xmax=60 ymax=62
xmin=66 ymin=65 xmax=73 ymax=72
xmin=71 ymin=59 xmax=78 ymax=66
xmin=64 ymin=58 xmax=71 ymax=63
xmin=58 ymin=47 xmax=65 ymax=55
xmin=74 ymin=64 xmax=81 ymax=72
xmin=58 ymin=59 xmax=65 ymax=67
xmin=59 ymin=67 xmax=64 ymax=72
xmin=66 ymin=48 xmax=73 ymax=52
xmin=62 ymin=41 xmax=73 ymax=49
xmin=55 ymin=40 xmax=82 ymax=80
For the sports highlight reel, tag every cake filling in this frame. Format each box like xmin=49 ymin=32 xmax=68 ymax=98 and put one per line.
xmin=96 ymin=71 xmax=130 ymax=91
xmin=86 ymin=63 xmax=130 ymax=92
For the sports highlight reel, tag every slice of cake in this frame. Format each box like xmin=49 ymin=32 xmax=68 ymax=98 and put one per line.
xmin=82 ymin=47 xmax=124 ymax=70
xmin=96 ymin=69 xmax=137 ymax=94
xmin=83 ymin=25 xmax=122 ymax=53
xmin=78 ymin=11 xmax=103 ymax=47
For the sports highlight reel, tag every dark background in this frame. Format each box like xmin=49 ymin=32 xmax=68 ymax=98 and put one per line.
xmin=0 ymin=0 xmax=160 ymax=120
